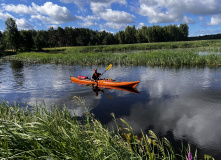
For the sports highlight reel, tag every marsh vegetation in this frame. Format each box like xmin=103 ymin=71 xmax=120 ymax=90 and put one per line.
xmin=2 ymin=40 xmax=221 ymax=67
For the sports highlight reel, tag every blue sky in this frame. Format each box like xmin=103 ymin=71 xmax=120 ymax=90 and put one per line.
xmin=1 ymin=0 xmax=221 ymax=37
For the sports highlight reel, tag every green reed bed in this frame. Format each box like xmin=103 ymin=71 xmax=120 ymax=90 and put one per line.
xmin=4 ymin=49 xmax=221 ymax=66
xmin=0 ymin=99 xmax=214 ymax=159
xmin=63 ymin=40 xmax=221 ymax=53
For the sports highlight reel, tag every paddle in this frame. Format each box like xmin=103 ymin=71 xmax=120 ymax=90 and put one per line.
xmin=104 ymin=92 xmax=114 ymax=99
xmin=102 ymin=64 xmax=112 ymax=75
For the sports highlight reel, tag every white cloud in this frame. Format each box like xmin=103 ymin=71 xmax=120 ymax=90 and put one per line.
xmin=31 ymin=2 xmax=77 ymax=24
xmin=104 ymin=22 xmax=127 ymax=30
xmin=2 ymin=3 xmax=36 ymax=15
xmin=77 ymin=15 xmax=100 ymax=27
xmin=60 ymin=0 xmax=85 ymax=7
xmin=100 ymin=9 xmax=135 ymax=24
xmin=0 ymin=11 xmax=32 ymax=30
xmin=0 ymin=11 xmax=14 ymax=20
xmin=137 ymin=22 xmax=145 ymax=29
xmin=139 ymin=3 xmax=182 ymax=23
xmin=90 ymin=1 xmax=135 ymax=30
xmin=1 ymin=2 xmax=77 ymax=27
xmin=16 ymin=18 xmax=33 ymax=30
xmin=138 ymin=0 xmax=221 ymax=24
xmin=182 ymin=16 xmax=195 ymax=24
xmin=208 ymin=15 xmax=221 ymax=25
xmin=89 ymin=0 xmax=127 ymax=6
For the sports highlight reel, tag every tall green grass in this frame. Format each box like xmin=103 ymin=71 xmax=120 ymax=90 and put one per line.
xmin=3 ymin=49 xmax=221 ymax=66
xmin=0 ymin=99 xmax=214 ymax=159
xmin=61 ymin=39 xmax=221 ymax=53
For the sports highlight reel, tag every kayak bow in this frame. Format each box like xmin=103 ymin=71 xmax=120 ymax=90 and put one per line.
xmin=70 ymin=76 xmax=139 ymax=88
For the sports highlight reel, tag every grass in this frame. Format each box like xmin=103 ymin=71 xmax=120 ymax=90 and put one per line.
xmin=1 ymin=39 xmax=221 ymax=66
xmin=0 ymin=98 xmax=215 ymax=159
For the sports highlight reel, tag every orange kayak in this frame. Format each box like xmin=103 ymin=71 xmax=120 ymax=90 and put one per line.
xmin=70 ymin=76 xmax=139 ymax=88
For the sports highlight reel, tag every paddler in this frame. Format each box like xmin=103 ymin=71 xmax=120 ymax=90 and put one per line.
xmin=91 ymin=68 xmax=103 ymax=81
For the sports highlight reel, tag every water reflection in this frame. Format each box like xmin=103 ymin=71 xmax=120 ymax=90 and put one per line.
xmin=198 ymin=52 xmax=221 ymax=55
xmin=10 ymin=61 xmax=24 ymax=89
xmin=1 ymin=62 xmax=221 ymax=158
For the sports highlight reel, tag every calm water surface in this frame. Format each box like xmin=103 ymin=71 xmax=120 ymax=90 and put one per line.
xmin=1 ymin=61 xmax=221 ymax=158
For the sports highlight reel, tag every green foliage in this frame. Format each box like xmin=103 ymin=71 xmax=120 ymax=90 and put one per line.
xmin=5 ymin=18 xmax=21 ymax=51
xmin=20 ymin=30 xmax=34 ymax=51
xmin=34 ymin=31 xmax=47 ymax=51
xmin=0 ymin=31 xmax=6 ymax=51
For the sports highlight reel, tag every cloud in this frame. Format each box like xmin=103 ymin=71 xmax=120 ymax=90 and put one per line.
xmin=182 ymin=16 xmax=195 ymax=24
xmin=2 ymin=3 xmax=36 ymax=15
xmin=89 ymin=0 xmax=127 ymax=6
xmin=198 ymin=16 xmax=204 ymax=21
xmin=208 ymin=15 xmax=221 ymax=25
xmin=1 ymin=2 xmax=78 ymax=28
xmin=100 ymin=9 xmax=135 ymax=24
xmin=0 ymin=11 xmax=32 ymax=30
xmin=0 ymin=11 xmax=14 ymax=20
xmin=59 ymin=0 xmax=85 ymax=7
xmin=31 ymin=2 xmax=77 ymax=24
xmin=77 ymin=15 xmax=100 ymax=27
xmin=16 ymin=18 xmax=33 ymax=30
xmin=138 ymin=0 xmax=221 ymax=24
xmin=90 ymin=1 xmax=135 ymax=30
xmin=137 ymin=22 xmax=145 ymax=29
xmin=104 ymin=22 xmax=127 ymax=30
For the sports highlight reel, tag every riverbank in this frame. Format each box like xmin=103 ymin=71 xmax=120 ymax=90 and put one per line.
xmin=0 ymin=98 xmax=214 ymax=159
xmin=1 ymin=40 xmax=221 ymax=66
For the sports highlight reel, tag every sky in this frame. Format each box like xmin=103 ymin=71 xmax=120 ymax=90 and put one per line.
xmin=1 ymin=0 xmax=221 ymax=37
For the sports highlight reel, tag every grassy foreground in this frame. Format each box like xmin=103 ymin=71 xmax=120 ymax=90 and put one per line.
xmin=0 ymin=98 xmax=214 ymax=159
xmin=1 ymin=40 xmax=221 ymax=66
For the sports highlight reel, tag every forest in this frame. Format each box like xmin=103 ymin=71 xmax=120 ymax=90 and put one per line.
xmin=0 ymin=18 xmax=189 ymax=52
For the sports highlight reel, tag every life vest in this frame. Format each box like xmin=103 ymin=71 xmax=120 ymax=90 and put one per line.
xmin=94 ymin=73 xmax=98 ymax=79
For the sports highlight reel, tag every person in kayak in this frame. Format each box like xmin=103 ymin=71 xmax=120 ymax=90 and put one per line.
xmin=91 ymin=68 xmax=103 ymax=81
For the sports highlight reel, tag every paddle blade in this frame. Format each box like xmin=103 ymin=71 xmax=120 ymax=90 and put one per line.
xmin=107 ymin=94 xmax=114 ymax=99
xmin=106 ymin=64 xmax=112 ymax=71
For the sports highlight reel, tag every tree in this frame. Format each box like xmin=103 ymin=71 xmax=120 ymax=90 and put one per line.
xmin=115 ymin=31 xmax=126 ymax=44
xmin=179 ymin=23 xmax=189 ymax=41
xmin=64 ymin=27 xmax=76 ymax=46
xmin=34 ymin=31 xmax=46 ymax=51
xmin=47 ymin=27 xmax=56 ymax=47
xmin=5 ymin=18 xmax=20 ymax=51
xmin=0 ymin=31 xmax=6 ymax=51
xmin=20 ymin=30 xmax=34 ymax=51
xmin=125 ymin=25 xmax=137 ymax=44
xmin=56 ymin=27 xmax=66 ymax=47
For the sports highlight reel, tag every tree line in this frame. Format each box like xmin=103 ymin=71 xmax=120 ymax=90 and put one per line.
xmin=188 ymin=34 xmax=221 ymax=41
xmin=0 ymin=18 xmax=189 ymax=52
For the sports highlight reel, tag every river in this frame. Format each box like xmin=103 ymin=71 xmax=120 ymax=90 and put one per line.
xmin=1 ymin=60 xmax=221 ymax=158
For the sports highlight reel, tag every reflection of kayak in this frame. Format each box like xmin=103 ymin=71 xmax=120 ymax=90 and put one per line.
xmin=70 ymin=76 xmax=139 ymax=88
xmin=97 ymin=85 xmax=139 ymax=94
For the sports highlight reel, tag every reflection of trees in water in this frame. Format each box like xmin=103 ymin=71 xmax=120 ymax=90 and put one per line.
xmin=10 ymin=61 xmax=24 ymax=89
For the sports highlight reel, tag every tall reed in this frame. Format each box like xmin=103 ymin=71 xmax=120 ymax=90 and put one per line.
xmin=4 ymin=48 xmax=221 ymax=66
